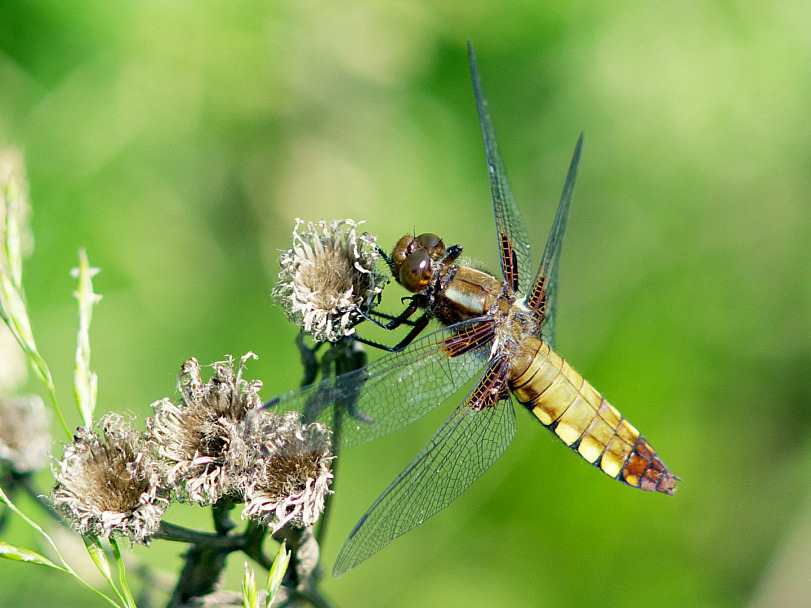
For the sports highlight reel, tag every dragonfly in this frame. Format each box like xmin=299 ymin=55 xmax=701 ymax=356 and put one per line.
xmin=268 ymin=43 xmax=679 ymax=576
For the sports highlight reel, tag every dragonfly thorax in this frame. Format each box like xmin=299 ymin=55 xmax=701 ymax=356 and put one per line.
xmin=491 ymin=295 xmax=540 ymax=357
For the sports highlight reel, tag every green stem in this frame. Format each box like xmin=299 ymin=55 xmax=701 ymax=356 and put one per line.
xmin=153 ymin=521 xmax=243 ymax=549
xmin=166 ymin=499 xmax=240 ymax=607
xmin=43 ymin=372 xmax=71 ymax=438
xmin=110 ymin=538 xmax=136 ymax=608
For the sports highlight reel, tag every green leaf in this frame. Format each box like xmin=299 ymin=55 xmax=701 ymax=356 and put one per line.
xmin=242 ymin=562 xmax=258 ymax=608
xmin=0 ymin=173 xmax=70 ymax=437
xmin=0 ymin=176 xmax=39 ymax=360
xmin=0 ymin=485 xmax=124 ymax=607
xmin=266 ymin=541 xmax=290 ymax=608
xmin=83 ymin=535 xmax=113 ymax=580
xmin=84 ymin=537 xmax=134 ymax=608
xmin=0 ymin=541 xmax=64 ymax=570
xmin=2 ymin=176 xmax=23 ymax=288
xmin=72 ymin=249 xmax=101 ymax=427
xmin=109 ymin=537 xmax=136 ymax=608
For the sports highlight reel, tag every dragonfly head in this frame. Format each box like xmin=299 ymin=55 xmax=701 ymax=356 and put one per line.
xmin=391 ymin=233 xmax=446 ymax=292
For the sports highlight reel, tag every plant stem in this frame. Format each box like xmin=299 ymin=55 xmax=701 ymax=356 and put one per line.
xmin=165 ymin=499 xmax=239 ymax=608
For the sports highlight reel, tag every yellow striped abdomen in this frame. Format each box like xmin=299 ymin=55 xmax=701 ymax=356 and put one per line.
xmin=509 ymin=337 xmax=678 ymax=494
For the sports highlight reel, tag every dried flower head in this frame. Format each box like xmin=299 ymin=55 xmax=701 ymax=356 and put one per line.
xmin=51 ymin=414 xmax=169 ymax=544
xmin=0 ymin=395 xmax=50 ymax=473
xmin=230 ymin=411 xmax=333 ymax=532
xmin=147 ymin=353 xmax=262 ymax=504
xmin=272 ymin=219 xmax=387 ymax=342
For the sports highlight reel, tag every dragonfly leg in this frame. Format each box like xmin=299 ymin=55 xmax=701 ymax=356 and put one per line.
xmin=440 ymin=244 xmax=463 ymax=265
xmin=356 ymin=298 xmax=423 ymax=330
xmin=352 ymin=313 xmax=430 ymax=352
xmin=373 ymin=240 xmax=397 ymax=275
xmin=296 ymin=332 xmax=324 ymax=388
xmin=368 ymin=309 xmax=420 ymax=327
xmin=352 ymin=295 xmax=432 ymax=351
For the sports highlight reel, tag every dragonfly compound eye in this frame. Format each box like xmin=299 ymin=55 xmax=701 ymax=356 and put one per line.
xmin=391 ymin=235 xmax=419 ymax=270
xmin=399 ymin=249 xmax=432 ymax=292
xmin=416 ymin=233 xmax=446 ymax=260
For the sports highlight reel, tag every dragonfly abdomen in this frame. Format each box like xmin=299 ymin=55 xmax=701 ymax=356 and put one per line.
xmin=509 ymin=338 xmax=678 ymax=495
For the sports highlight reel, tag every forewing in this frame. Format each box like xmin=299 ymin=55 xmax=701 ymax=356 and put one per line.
xmin=526 ymin=134 xmax=583 ymax=348
xmin=468 ymin=42 xmax=532 ymax=294
xmin=265 ymin=319 xmax=495 ymax=451
xmin=333 ymin=356 xmax=515 ymax=575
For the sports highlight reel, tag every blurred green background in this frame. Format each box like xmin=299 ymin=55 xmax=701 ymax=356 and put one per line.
xmin=1 ymin=0 xmax=810 ymax=606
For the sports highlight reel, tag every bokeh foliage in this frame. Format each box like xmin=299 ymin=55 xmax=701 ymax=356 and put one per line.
xmin=1 ymin=0 xmax=810 ymax=606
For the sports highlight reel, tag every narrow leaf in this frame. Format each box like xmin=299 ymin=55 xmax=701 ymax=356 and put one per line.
xmin=72 ymin=249 xmax=101 ymax=427
xmin=242 ymin=562 xmax=258 ymax=608
xmin=109 ymin=538 xmax=136 ymax=608
xmin=0 ymin=176 xmax=38 ymax=360
xmin=2 ymin=176 xmax=23 ymax=288
xmin=0 ymin=175 xmax=69 ymax=437
xmin=266 ymin=542 xmax=290 ymax=608
xmin=83 ymin=535 xmax=113 ymax=580
xmin=84 ymin=536 xmax=131 ymax=608
xmin=0 ymin=487 xmax=124 ymax=608
xmin=0 ymin=541 xmax=63 ymax=570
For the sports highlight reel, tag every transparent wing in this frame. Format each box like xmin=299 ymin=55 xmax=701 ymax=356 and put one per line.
xmin=526 ymin=134 xmax=583 ymax=348
xmin=265 ymin=319 xmax=495 ymax=451
xmin=468 ymin=42 xmax=532 ymax=294
xmin=333 ymin=356 xmax=515 ymax=575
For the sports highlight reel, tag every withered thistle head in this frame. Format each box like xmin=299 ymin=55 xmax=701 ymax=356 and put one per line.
xmin=147 ymin=353 xmax=262 ymax=505
xmin=51 ymin=414 xmax=168 ymax=544
xmin=272 ymin=219 xmax=386 ymax=342
xmin=230 ymin=410 xmax=333 ymax=532
xmin=0 ymin=395 xmax=50 ymax=473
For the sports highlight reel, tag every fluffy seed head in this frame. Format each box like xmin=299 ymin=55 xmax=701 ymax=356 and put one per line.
xmin=51 ymin=414 xmax=169 ymax=544
xmin=272 ymin=219 xmax=386 ymax=342
xmin=147 ymin=353 xmax=262 ymax=504
xmin=229 ymin=410 xmax=333 ymax=532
